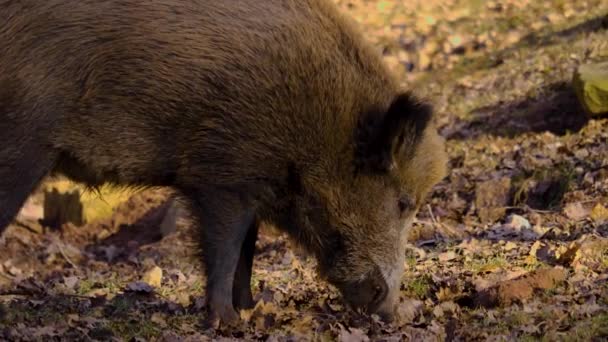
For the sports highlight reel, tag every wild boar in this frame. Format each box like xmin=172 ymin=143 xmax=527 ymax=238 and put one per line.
xmin=0 ymin=0 xmax=447 ymax=326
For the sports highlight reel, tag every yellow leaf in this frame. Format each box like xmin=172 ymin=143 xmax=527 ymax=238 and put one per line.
xmin=590 ymin=203 xmax=608 ymax=223
xmin=142 ymin=266 xmax=163 ymax=288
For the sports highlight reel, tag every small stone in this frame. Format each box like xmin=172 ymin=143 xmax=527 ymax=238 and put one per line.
xmin=573 ymin=62 xmax=608 ymax=116
xmin=506 ymin=214 xmax=531 ymax=231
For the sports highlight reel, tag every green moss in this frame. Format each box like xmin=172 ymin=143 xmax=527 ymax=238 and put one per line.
xmin=106 ymin=319 xmax=161 ymax=340
xmin=567 ymin=313 xmax=608 ymax=340
xmin=466 ymin=256 xmax=508 ymax=274
xmin=403 ymin=274 xmax=433 ymax=299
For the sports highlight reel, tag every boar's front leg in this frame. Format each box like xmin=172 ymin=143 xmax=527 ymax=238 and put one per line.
xmin=0 ymin=130 xmax=57 ymax=235
xmin=189 ymin=187 xmax=257 ymax=326
xmin=232 ymin=222 xmax=259 ymax=310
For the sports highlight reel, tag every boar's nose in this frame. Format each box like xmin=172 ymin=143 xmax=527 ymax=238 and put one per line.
xmin=340 ymin=266 xmax=388 ymax=314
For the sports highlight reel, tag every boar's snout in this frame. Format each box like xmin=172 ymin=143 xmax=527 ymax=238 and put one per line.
xmin=338 ymin=266 xmax=395 ymax=321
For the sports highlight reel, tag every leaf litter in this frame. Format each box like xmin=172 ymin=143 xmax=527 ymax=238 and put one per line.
xmin=2 ymin=0 xmax=608 ymax=340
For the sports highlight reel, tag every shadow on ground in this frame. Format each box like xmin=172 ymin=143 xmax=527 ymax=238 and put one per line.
xmin=85 ymin=199 xmax=173 ymax=264
xmin=0 ymin=290 xmax=206 ymax=340
xmin=455 ymin=14 xmax=608 ymax=74
xmin=508 ymin=14 xmax=608 ymax=55
xmin=442 ymin=81 xmax=590 ymax=140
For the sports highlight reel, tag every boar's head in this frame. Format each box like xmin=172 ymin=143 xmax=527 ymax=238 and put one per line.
xmin=284 ymin=92 xmax=447 ymax=321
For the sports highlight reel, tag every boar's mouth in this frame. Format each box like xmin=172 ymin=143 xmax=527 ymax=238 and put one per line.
xmin=334 ymin=266 xmax=388 ymax=314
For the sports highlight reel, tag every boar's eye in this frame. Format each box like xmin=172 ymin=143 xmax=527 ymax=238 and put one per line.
xmin=398 ymin=195 xmax=415 ymax=216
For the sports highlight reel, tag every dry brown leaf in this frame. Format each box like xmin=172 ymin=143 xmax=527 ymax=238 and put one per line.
xmin=474 ymin=267 xmax=567 ymax=308
xmin=63 ymin=276 xmax=79 ymax=290
xmin=151 ymin=312 xmax=167 ymax=328
xmin=436 ymin=286 xmax=461 ymax=302
xmin=396 ymin=298 xmax=424 ymax=324
xmin=432 ymin=301 xmax=460 ymax=319
xmin=292 ymin=315 xmax=316 ymax=337
xmin=571 ymin=236 xmax=608 ymax=270
xmin=339 ymin=326 xmax=370 ymax=342
xmin=564 ymin=202 xmax=590 ymax=220
xmin=438 ymin=251 xmax=458 ymax=262
xmin=457 ymin=238 xmax=489 ymax=255
xmin=475 ymin=177 xmax=512 ymax=223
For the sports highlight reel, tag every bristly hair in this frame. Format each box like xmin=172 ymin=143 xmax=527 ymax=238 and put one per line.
xmin=354 ymin=92 xmax=433 ymax=174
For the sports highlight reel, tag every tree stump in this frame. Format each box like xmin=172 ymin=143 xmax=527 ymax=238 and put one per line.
xmin=573 ymin=61 xmax=608 ymax=117
xmin=42 ymin=179 xmax=133 ymax=228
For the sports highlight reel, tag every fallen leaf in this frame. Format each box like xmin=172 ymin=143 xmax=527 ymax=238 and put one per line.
xmin=436 ymin=286 xmax=461 ymax=302
xmin=125 ymin=281 xmax=154 ymax=294
xmin=63 ymin=276 xmax=79 ymax=290
xmin=67 ymin=314 xmax=80 ymax=325
xmin=475 ymin=177 xmax=512 ymax=223
xmin=161 ymin=331 xmax=184 ymax=342
xmin=457 ymin=238 xmax=489 ymax=255
xmin=506 ymin=214 xmax=531 ymax=230
xmin=474 ymin=267 xmax=567 ymax=308
xmin=151 ymin=312 xmax=167 ymax=327
xmin=432 ymin=301 xmax=460 ymax=319
xmin=438 ymin=251 xmax=458 ymax=262
xmin=396 ymin=299 xmax=424 ymax=324
xmin=564 ymin=202 xmax=590 ymax=220
xmin=142 ymin=266 xmax=163 ymax=288
xmin=504 ymin=241 xmax=518 ymax=251
xmin=339 ymin=325 xmax=370 ymax=342
xmin=571 ymin=236 xmax=608 ymax=270
xmin=590 ymin=203 xmax=608 ymax=223
xmin=292 ymin=315 xmax=317 ymax=336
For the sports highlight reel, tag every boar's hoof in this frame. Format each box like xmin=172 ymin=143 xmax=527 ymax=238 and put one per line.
xmin=234 ymin=296 xmax=256 ymax=310
xmin=205 ymin=305 xmax=240 ymax=329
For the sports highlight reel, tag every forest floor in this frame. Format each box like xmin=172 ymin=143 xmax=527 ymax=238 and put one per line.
xmin=1 ymin=0 xmax=608 ymax=341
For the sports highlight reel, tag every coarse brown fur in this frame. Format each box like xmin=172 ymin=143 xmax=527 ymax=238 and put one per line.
xmin=0 ymin=0 xmax=447 ymax=326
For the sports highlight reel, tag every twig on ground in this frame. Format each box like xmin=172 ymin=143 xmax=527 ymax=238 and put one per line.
xmin=53 ymin=238 xmax=80 ymax=270
xmin=427 ymin=204 xmax=438 ymax=225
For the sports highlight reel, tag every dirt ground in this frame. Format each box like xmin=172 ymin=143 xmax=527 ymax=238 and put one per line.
xmin=1 ymin=0 xmax=608 ymax=341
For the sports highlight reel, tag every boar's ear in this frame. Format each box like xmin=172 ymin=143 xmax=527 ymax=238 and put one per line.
xmin=354 ymin=92 xmax=432 ymax=173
